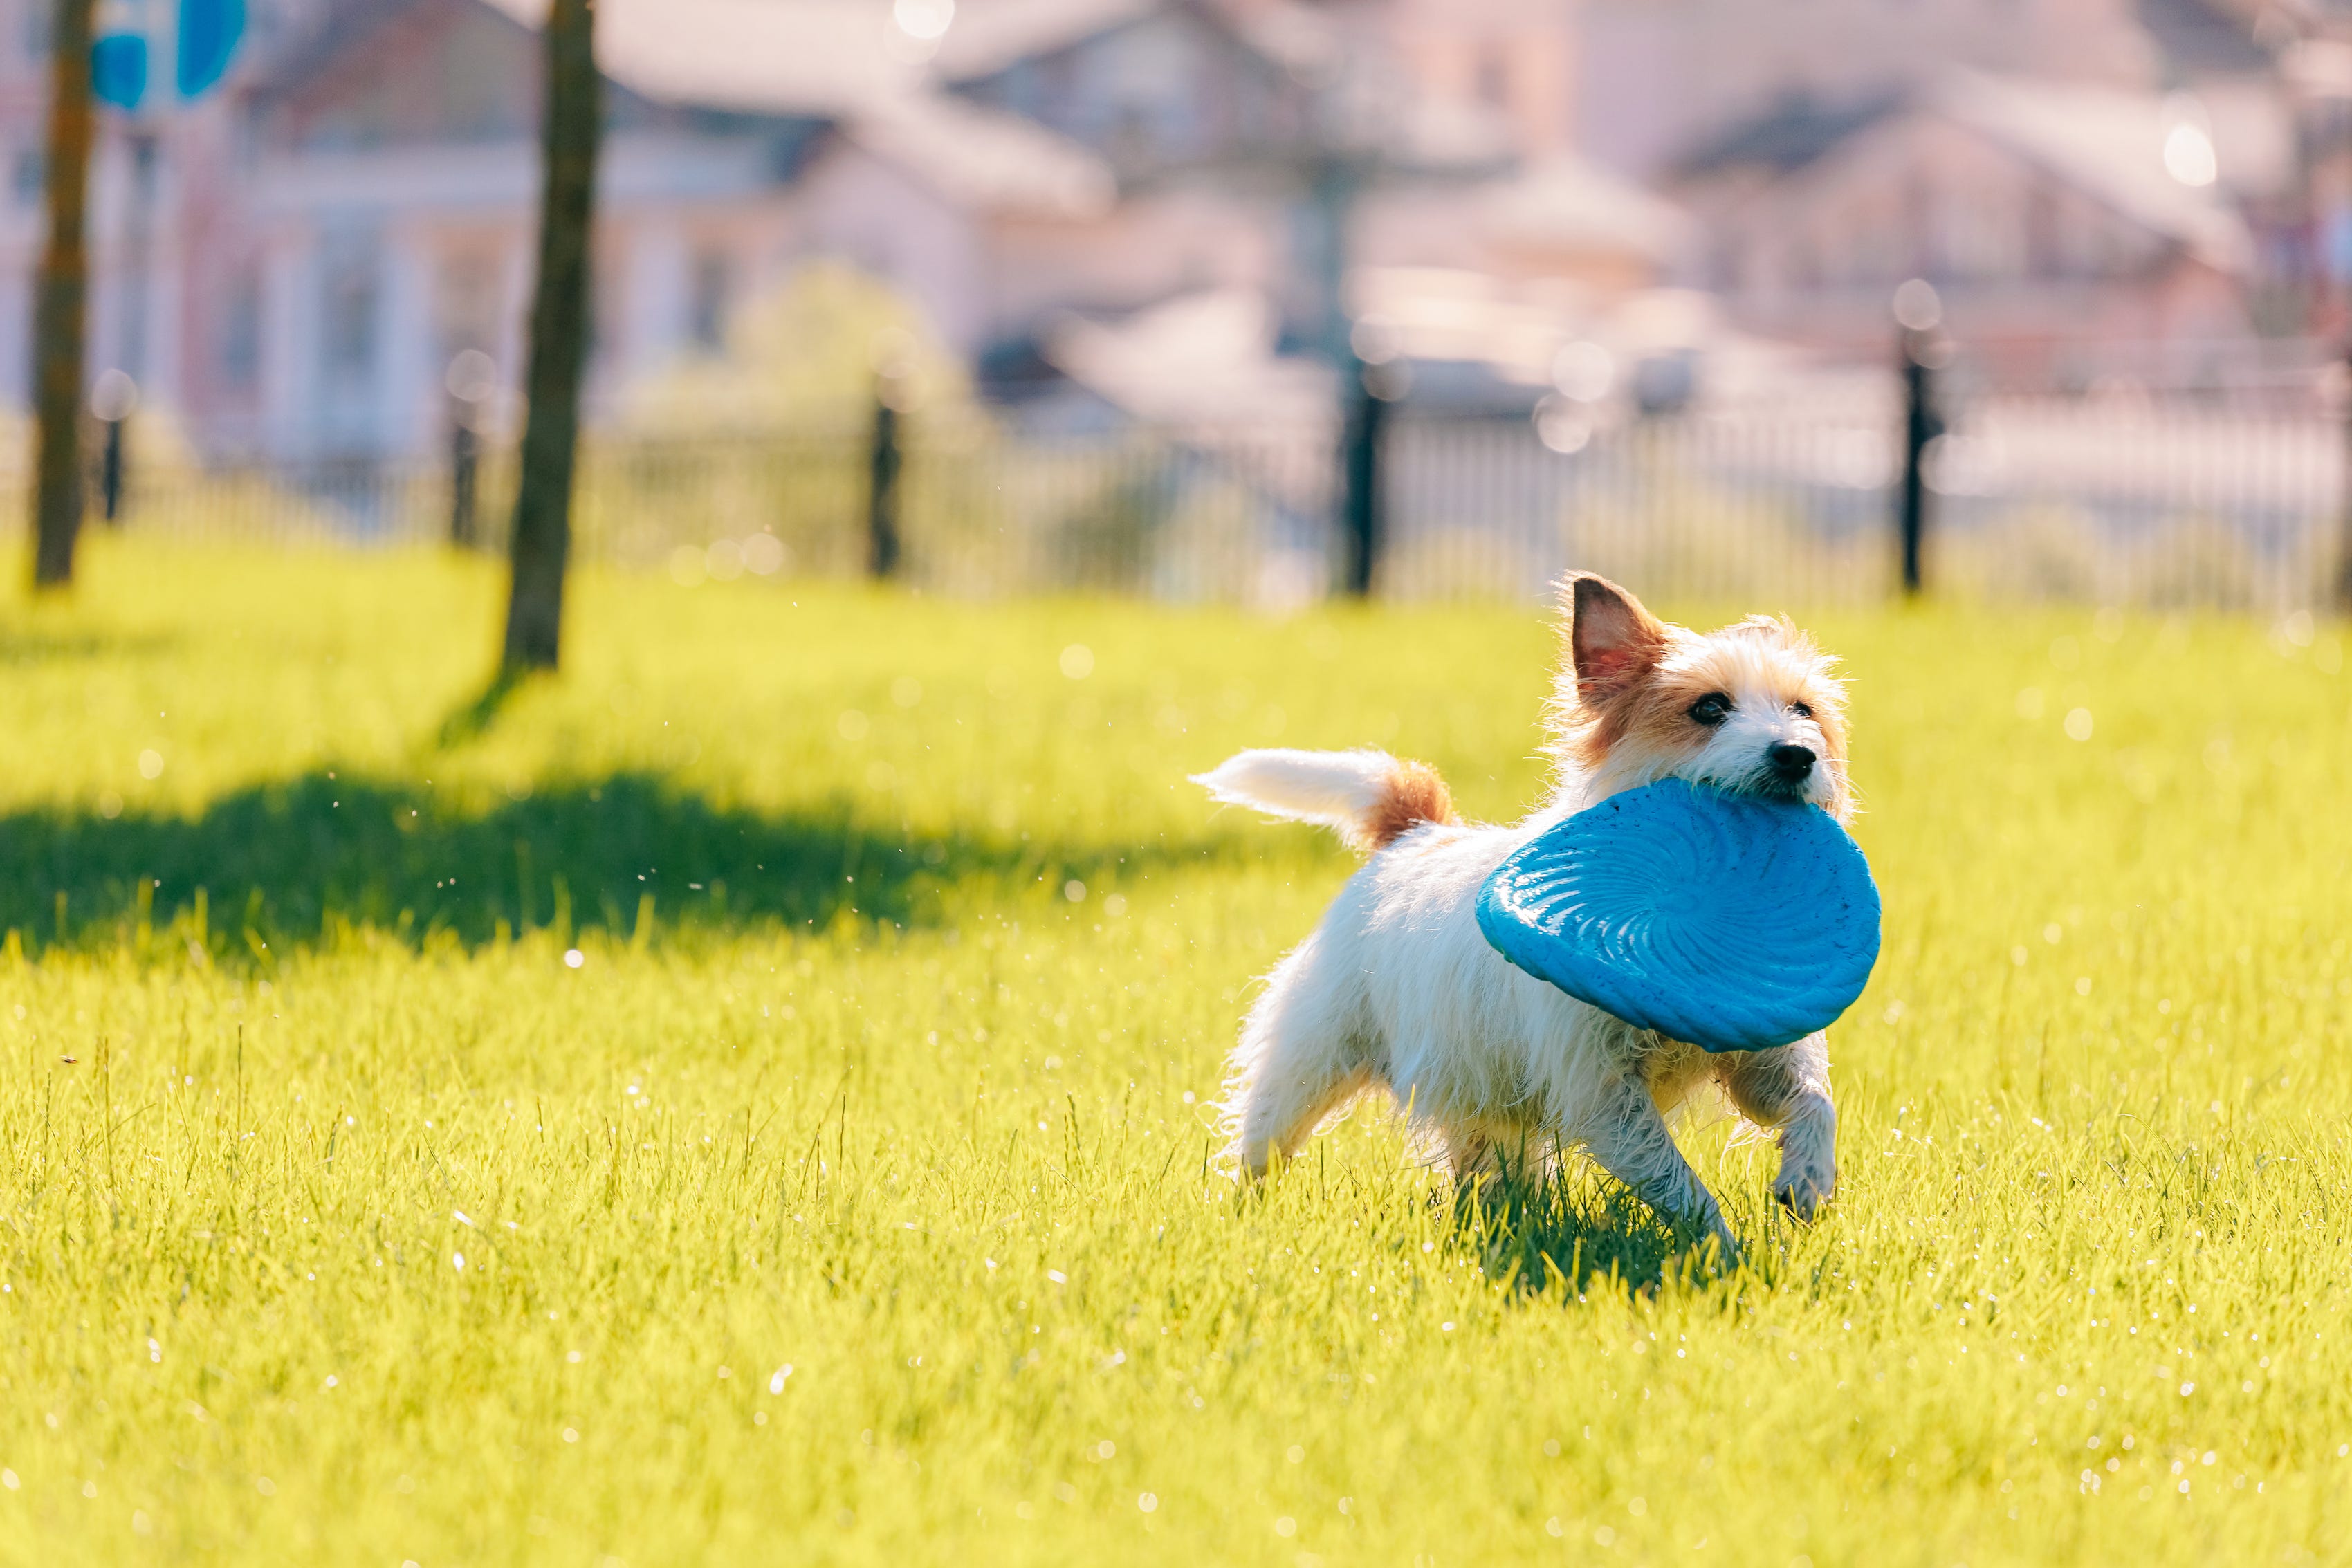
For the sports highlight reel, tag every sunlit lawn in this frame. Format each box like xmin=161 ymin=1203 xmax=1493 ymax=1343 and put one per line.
xmin=0 ymin=537 xmax=2348 ymax=1566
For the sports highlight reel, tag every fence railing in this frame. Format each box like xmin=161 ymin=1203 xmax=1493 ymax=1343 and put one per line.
xmin=17 ymin=362 xmax=2352 ymax=613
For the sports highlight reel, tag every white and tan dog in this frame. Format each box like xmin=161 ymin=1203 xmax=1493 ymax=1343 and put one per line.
xmin=1195 ymin=574 xmax=1853 ymax=1255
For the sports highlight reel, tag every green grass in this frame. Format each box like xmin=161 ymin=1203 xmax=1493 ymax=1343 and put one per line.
xmin=2 ymin=538 xmax=2350 ymax=1567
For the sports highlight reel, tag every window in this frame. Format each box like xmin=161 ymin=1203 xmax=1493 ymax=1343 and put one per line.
xmin=320 ymin=241 xmax=379 ymax=384
xmin=219 ymin=268 xmax=261 ymax=391
xmin=689 ymin=248 xmax=732 ymax=351
xmin=434 ymin=251 xmax=501 ymax=364
xmin=1476 ymin=46 xmax=1511 ymax=109
xmin=1946 ymin=189 xmax=2024 ymax=280
xmin=2026 ymin=183 xmax=2059 ymax=279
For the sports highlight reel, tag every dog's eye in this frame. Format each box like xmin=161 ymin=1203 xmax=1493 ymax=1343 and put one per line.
xmin=1790 ymin=701 xmax=1813 ymax=719
xmin=1687 ymin=692 xmax=1731 ymax=726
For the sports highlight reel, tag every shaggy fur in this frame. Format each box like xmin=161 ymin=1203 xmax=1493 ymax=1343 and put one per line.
xmin=1191 ymin=573 xmax=1853 ymax=1257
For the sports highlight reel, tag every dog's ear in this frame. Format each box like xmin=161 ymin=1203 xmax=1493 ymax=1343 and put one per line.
xmin=1565 ymin=574 xmax=1666 ymax=703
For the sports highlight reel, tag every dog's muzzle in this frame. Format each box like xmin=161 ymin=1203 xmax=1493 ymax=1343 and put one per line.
xmin=1766 ymin=743 xmax=1817 ymax=783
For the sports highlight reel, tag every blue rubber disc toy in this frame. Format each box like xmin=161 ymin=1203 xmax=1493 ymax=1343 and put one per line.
xmin=1476 ymin=778 xmax=1881 ymax=1053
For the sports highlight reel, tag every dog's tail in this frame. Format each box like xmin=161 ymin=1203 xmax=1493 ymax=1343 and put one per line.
xmin=1192 ymin=748 xmax=1458 ymax=851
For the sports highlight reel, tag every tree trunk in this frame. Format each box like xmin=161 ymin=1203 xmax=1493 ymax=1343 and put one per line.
xmin=30 ymin=0 xmax=96 ymax=591
xmin=502 ymin=0 xmax=601 ymax=672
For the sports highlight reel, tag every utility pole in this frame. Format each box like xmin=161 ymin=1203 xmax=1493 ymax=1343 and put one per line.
xmin=30 ymin=0 xmax=98 ymax=589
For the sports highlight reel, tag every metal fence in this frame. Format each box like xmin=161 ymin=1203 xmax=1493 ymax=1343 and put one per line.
xmin=23 ymin=353 xmax=2352 ymax=613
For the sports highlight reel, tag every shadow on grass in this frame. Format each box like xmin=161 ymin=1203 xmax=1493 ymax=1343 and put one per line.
xmin=0 ymin=627 xmax=178 ymax=666
xmin=1452 ymin=1165 xmax=1738 ymax=1300
xmin=434 ymin=667 xmax=527 ymax=750
xmin=0 ymin=769 xmax=1244 ymax=961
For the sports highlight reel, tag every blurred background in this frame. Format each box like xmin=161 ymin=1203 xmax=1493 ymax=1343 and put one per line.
xmin=9 ymin=0 xmax=2352 ymax=614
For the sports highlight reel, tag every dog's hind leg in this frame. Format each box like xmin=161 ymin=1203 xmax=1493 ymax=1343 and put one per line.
xmin=1573 ymin=1073 xmax=1737 ymax=1259
xmin=1230 ymin=1051 xmax=1368 ymax=1179
xmin=1224 ymin=934 xmax=1372 ymax=1179
xmin=1716 ymin=1033 xmax=1837 ymax=1219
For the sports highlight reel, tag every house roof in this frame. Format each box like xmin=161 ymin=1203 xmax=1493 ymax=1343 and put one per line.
xmin=1478 ymin=155 xmax=1690 ymax=264
xmin=1044 ymin=288 xmax=1337 ymax=427
xmin=1675 ymin=91 xmax=1909 ymax=181
xmin=2136 ymin=0 xmax=2271 ymax=77
xmin=348 ymin=0 xmax=1123 ymax=216
xmin=1935 ymin=71 xmax=2249 ymax=270
xmin=1680 ymin=72 xmax=2251 ymax=273
xmin=477 ymin=0 xmax=916 ymax=116
xmin=477 ymin=0 xmax=1173 ymax=110
xmin=849 ymin=93 xmax=1116 ymax=219
xmin=931 ymin=0 xmax=1157 ymax=81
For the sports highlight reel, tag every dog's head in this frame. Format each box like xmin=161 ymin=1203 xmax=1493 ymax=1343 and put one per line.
xmin=1549 ymin=573 xmax=1853 ymax=821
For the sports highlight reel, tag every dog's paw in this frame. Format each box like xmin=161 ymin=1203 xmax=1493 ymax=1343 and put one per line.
xmin=1772 ymin=1168 xmax=1836 ymax=1221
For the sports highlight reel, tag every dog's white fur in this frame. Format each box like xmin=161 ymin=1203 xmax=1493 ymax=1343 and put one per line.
xmin=1194 ymin=574 xmax=1853 ymax=1257
xmin=1195 ymin=748 xmax=1404 ymax=848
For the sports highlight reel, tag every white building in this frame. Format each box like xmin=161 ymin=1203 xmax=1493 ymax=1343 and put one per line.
xmin=1669 ymin=71 xmax=2261 ymax=378
xmin=0 ymin=0 xmax=1696 ymax=462
xmin=10 ymin=0 xmax=2284 ymax=462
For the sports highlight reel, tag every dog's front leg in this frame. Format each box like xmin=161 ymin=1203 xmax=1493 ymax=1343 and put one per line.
xmin=1575 ymin=1074 xmax=1738 ymax=1260
xmin=1716 ymin=1033 xmax=1837 ymax=1219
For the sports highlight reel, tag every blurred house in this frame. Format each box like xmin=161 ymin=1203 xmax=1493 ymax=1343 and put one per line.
xmin=1574 ymin=0 xmax=2161 ymax=182
xmin=1580 ymin=0 xmax=2305 ymax=376
xmin=3 ymin=0 xmax=2313 ymax=459
xmin=964 ymin=0 xmax=1685 ymax=420
xmin=214 ymin=0 xmax=1146 ymax=457
xmin=0 ymin=0 xmax=1694 ymax=459
xmin=1671 ymin=73 xmax=2259 ymax=381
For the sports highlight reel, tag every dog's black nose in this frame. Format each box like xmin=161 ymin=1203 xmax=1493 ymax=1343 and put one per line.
xmin=1767 ymin=742 xmax=1816 ymax=780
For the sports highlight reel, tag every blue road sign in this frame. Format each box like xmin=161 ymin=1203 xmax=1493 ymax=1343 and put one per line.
xmin=91 ymin=0 xmax=244 ymax=110
xmin=91 ymin=30 xmax=148 ymax=110
xmin=175 ymin=0 xmax=244 ymax=99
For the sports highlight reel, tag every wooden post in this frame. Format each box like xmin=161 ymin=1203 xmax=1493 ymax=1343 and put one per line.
xmin=98 ymin=414 xmax=123 ymax=522
xmin=1898 ymin=344 xmax=1931 ymax=597
xmin=1892 ymin=279 xmax=1944 ymax=599
xmin=501 ymin=0 xmax=601 ymax=672
xmin=30 ymin=0 xmax=97 ymax=589
xmin=1339 ymin=359 xmax=1387 ymax=596
xmin=90 ymin=368 xmax=133 ymax=526
xmin=867 ymin=384 xmax=903 ymax=580
xmin=450 ymin=414 xmax=480 ymax=548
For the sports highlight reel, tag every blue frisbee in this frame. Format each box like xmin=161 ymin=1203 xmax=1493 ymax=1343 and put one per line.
xmin=1476 ymin=779 xmax=1880 ymax=1053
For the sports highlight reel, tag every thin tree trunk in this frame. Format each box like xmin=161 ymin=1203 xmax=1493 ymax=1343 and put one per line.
xmin=502 ymin=0 xmax=601 ymax=671
xmin=30 ymin=0 xmax=96 ymax=590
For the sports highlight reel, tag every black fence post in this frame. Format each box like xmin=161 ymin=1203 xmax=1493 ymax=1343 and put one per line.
xmin=867 ymin=382 xmax=903 ymax=581
xmin=98 ymin=415 xmax=124 ymax=524
xmin=90 ymin=368 xmax=136 ymax=528
xmin=1339 ymin=358 xmax=1390 ymax=597
xmin=444 ymin=351 xmax=496 ymax=550
xmin=1893 ymin=279 xmax=1945 ymax=598
xmin=449 ymin=414 xmax=480 ymax=549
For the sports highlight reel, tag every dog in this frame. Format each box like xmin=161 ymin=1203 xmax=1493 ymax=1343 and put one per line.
xmin=1193 ymin=573 xmax=1852 ymax=1256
